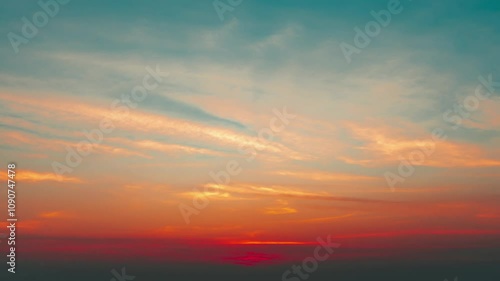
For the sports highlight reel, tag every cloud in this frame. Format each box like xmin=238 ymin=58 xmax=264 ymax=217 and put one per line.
xmin=0 ymin=170 xmax=81 ymax=183
xmin=272 ymin=170 xmax=378 ymax=182
xmin=189 ymin=183 xmax=394 ymax=204
xmin=340 ymin=122 xmax=500 ymax=167
xmin=264 ymin=199 xmax=297 ymax=215
xmin=39 ymin=211 xmax=71 ymax=219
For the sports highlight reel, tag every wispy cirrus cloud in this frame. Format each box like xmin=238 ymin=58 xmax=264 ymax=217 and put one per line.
xmin=0 ymin=170 xmax=81 ymax=183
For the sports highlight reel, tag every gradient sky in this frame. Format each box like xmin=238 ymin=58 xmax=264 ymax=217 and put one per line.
xmin=0 ymin=0 xmax=500 ymax=278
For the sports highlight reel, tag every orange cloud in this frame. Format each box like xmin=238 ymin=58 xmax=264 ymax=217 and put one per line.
xmin=0 ymin=92 xmax=309 ymax=161
xmin=272 ymin=170 xmax=378 ymax=182
xmin=264 ymin=199 xmax=297 ymax=215
xmin=39 ymin=211 xmax=71 ymax=219
xmin=0 ymin=170 xmax=81 ymax=183
xmin=190 ymin=183 xmax=392 ymax=204
xmin=342 ymin=122 xmax=500 ymax=167
xmin=110 ymin=138 xmax=226 ymax=157
xmin=1 ymin=129 xmax=150 ymax=160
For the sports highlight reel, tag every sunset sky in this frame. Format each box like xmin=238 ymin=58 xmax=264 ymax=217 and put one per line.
xmin=0 ymin=0 xmax=499 ymax=280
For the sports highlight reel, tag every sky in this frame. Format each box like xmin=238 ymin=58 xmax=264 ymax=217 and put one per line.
xmin=0 ymin=0 xmax=499 ymax=280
